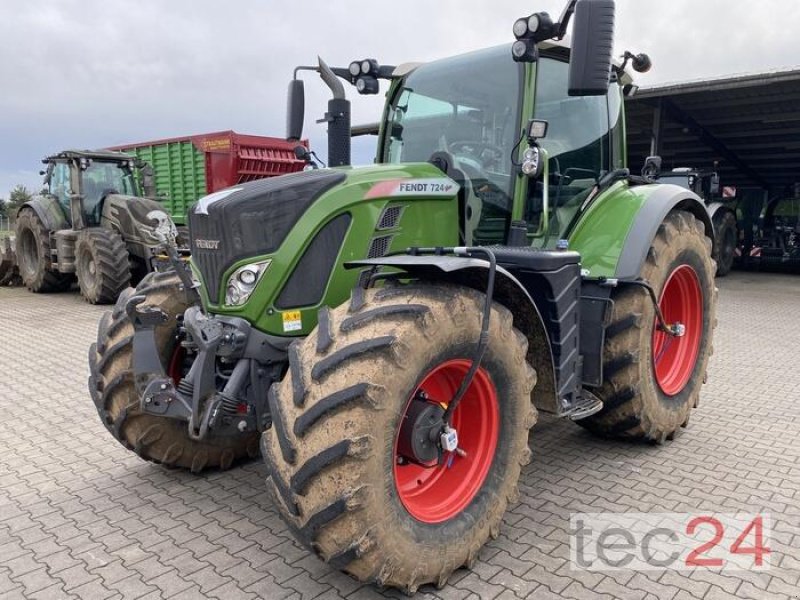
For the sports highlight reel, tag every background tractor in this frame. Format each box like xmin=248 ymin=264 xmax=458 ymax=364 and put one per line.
xmin=89 ymin=0 xmax=718 ymax=592
xmin=7 ymin=150 xmax=179 ymax=303
xmin=656 ymin=167 xmax=738 ymax=276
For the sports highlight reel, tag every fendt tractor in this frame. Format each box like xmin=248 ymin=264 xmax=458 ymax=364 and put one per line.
xmin=3 ymin=150 xmax=179 ymax=304
xmin=89 ymin=0 xmax=718 ymax=592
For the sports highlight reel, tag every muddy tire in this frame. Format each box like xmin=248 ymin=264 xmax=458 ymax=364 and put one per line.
xmin=262 ymin=283 xmax=537 ymax=593
xmin=15 ymin=207 xmax=73 ymax=292
xmin=579 ymin=210 xmax=717 ymax=442
xmin=713 ymin=209 xmax=737 ymax=277
xmin=76 ymin=229 xmax=131 ymax=304
xmin=88 ymin=271 xmax=260 ymax=472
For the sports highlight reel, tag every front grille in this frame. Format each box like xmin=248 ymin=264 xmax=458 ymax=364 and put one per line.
xmin=368 ymin=235 xmax=393 ymax=258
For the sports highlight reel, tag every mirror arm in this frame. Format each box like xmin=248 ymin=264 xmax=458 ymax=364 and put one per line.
xmin=555 ymin=0 xmax=578 ymax=39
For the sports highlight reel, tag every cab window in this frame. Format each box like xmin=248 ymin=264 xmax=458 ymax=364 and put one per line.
xmin=528 ymin=57 xmax=612 ymax=244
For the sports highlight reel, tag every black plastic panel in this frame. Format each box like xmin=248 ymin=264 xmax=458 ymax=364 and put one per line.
xmin=275 ymin=213 xmax=351 ymax=309
xmin=493 ymin=249 xmax=583 ymax=412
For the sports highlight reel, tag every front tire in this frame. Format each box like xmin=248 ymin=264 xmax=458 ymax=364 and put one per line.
xmin=580 ymin=210 xmax=717 ymax=442
xmin=15 ymin=207 xmax=72 ymax=292
xmin=88 ymin=271 xmax=260 ymax=471
xmin=262 ymin=284 xmax=537 ymax=593
xmin=75 ymin=229 xmax=131 ymax=304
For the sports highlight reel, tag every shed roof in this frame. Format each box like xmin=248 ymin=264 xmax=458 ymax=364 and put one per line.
xmin=626 ymin=67 xmax=800 ymax=193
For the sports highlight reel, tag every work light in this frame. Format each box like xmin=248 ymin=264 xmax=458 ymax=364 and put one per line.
xmin=512 ymin=40 xmax=538 ymax=63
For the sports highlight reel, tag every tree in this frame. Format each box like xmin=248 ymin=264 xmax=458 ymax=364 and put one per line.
xmin=5 ymin=185 xmax=32 ymax=219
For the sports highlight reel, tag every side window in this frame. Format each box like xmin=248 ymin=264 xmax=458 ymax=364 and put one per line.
xmin=50 ymin=163 xmax=71 ymax=209
xmin=528 ymin=58 xmax=613 ymax=242
xmin=534 ymin=58 xmax=610 ymax=189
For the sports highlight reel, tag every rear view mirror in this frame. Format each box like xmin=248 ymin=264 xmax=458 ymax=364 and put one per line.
xmin=286 ymin=79 xmax=305 ymax=141
xmin=568 ymin=0 xmax=615 ymax=96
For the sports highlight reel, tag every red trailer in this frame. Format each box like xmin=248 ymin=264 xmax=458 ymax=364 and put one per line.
xmin=109 ymin=131 xmax=308 ymax=223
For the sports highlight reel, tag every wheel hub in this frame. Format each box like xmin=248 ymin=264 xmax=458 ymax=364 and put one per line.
xmin=393 ymin=359 xmax=499 ymax=524
xmin=396 ymin=392 xmax=446 ymax=465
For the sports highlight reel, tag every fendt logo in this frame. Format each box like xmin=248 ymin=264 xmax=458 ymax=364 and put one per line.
xmin=195 ymin=239 xmax=220 ymax=250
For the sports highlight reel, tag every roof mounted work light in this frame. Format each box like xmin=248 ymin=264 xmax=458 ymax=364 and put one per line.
xmin=513 ymin=11 xmax=556 ymax=42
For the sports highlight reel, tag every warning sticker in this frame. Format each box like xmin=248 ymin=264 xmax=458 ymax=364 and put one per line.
xmin=282 ymin=310 xmax=302 ymax=332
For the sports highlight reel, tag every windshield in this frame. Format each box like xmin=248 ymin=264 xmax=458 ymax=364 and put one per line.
xmin=82 ymin=160 xmax=138 ymax=224
xmin=383 ymin=45 xmax=522 ymax=244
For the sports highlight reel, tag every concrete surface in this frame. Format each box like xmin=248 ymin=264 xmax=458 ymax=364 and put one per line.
xmin=0 ymin=271 xmax=798 ymax=599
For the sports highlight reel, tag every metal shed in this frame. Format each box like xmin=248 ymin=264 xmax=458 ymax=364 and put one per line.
xmin=626 ymin=67 xmax=800 ymax=196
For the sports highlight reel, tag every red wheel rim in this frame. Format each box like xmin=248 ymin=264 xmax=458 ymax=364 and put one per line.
xmin=393 ymin=359 xmax=499 ymax=524
xmin=652 ymin=265 xmax=703 ymax=396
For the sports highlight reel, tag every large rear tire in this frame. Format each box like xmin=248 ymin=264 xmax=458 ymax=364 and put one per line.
xmin=88 ymin=271 xmax=260 ymax=472
xmin=713 ymin=209 xmax=737 ymax=277
xmin=76 ymin=229 xmax=131 ymax=304
xmin=15 ymin=207 xmax=73 ymax=292
xmin=262 ymin=284 xmax=537 ymax=593
xmin=579 ymin=210 xmax=717 ymax=442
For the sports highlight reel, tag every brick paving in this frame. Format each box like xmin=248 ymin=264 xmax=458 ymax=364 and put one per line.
xmin=0 ymin=272 xmax=798 ymax=599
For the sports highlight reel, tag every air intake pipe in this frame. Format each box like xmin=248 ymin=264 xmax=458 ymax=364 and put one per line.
xmin=317 ymin=57 xmax=351 ymax=167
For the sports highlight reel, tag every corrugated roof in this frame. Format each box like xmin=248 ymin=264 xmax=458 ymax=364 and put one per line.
xmin=626 ymin=67 xmax=800 ymax=193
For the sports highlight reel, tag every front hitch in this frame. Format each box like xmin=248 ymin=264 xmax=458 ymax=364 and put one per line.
xmin=127 ymin=298 xmax=262 ymax=440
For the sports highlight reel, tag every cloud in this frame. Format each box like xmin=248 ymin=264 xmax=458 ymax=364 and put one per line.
xmin=0 ymin=0 xmax=797 ymax=198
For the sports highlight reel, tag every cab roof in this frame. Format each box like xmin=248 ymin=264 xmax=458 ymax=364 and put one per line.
xmin=43 ymin=149 xmax=135 ymax=163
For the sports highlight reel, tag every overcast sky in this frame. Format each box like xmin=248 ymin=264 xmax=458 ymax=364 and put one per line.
xmin=1 ymin=0 xmax=798 ymax=200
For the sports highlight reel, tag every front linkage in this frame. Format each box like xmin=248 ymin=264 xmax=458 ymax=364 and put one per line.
xmin=127 ymin=296 xmax=285 ymax=441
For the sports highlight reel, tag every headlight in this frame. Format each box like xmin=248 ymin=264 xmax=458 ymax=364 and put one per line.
xmin=225 ymin=259 xmax=271 ymax=306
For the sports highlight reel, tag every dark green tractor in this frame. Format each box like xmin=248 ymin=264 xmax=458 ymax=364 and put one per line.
xmin=89 ymin=0 xmax=717 ymax=592
xmin=12 ymin=150 xmax=179 ymax=303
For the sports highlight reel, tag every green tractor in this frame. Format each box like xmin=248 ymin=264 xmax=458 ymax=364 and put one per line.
xmin=9 ymin=150 xmax=179 ymax=303
xmin=89 ymin=0 xmax=717 ymax=592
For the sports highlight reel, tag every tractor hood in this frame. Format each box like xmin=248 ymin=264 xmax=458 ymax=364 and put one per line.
xmin=101 ymin=193 xmax=178 ymax=247
xmin=188 ymin=163 xmax=460 ymax=307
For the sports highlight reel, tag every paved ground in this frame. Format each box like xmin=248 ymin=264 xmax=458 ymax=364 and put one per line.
xmin=0 ymin=272 xmax=798 ymax=600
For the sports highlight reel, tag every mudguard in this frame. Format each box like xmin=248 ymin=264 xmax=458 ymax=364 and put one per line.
xmin=346 ymin=255 xmax=561 ymax=414
xmin=615 ymin=185 xmax=713 ymax=280
xmin=706 ymin=201 xmax=725 ymax=220
xmin=569 ymin=182 xmax=713 ymax=281
xmin=19 ymin=195 xmax=68 ymax=232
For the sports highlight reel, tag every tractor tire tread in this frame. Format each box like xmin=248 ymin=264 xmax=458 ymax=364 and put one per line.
xmin=262 ymin=283 xmax=538 ymax=590
xmin=89 ymin=271 xmax=258 ymax=471
xmin=15 ymin=207 xmax=73 ymax=292
xmin=579 ymin=211 xmax=717 ymax=442
xmin=75 ymin=229 xmax=131 ymax=304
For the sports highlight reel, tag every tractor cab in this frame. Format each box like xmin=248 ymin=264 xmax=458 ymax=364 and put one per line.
xmin=378 ymin=43 xmax=629 ymax=247
xmin=43 ymin=150 xmax=144 ymax=228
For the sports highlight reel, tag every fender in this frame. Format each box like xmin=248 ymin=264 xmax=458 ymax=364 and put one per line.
xmin=346 ymin=255 xmax=560 ymax=414
xmin=19 ymin=195 xmax=68 ymax=232
xmin=615 ymin=184 xmax=714 ymax=280
xmin=706 ymin=201 xmax=726 ymax=220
